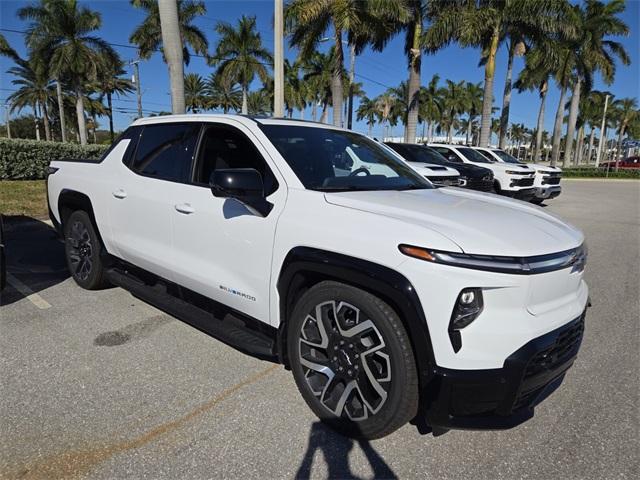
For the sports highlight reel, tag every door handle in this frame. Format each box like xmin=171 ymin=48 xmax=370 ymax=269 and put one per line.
xmin=174 ymin=203 xmax=195 ymax=214
xmin=112 ymin=189 xmax=127 ymax=199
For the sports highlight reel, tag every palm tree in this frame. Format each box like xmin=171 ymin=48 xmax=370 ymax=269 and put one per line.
xmin=356 ymin=96 xmax=378 ymax=137
xmin=418 ymin=74 xmax=442 ymax=142
xmin=19 ymin=0 xmax=119 ymax=145
xmin=247 ymin=89 xmax=272 ymax=115
xmin=375 ymin=91 xmax=398 ymax=139
xmin=210 ymin=15 xmax=272 ymax=115
xmin=130 ymin=0 xmax=208 ymax=65
xmin=284 ymin=59 xmax=307 ymax=118
xmin=579 ymin=91 xmax=607 ymax=164
xmin=286 ymin=0 xmax=400 ymax=128
xmin=441 ymin=79 xmax=466 ymax=143
xmin=463 ymin=81 xmax=483 ymax=145
xmin=424 ymin=0 xmax=573 ymax=148
xmin=562 ymin=0 xmax=630 ymax=168
xmin=611 ymin=98 xmax=638 ymax=168
xmin=96 ymin=58 xmax=133 ymax=141
xmin=6 ymin=54 xmax=54 ymax=141
xmin=302 ymin=50 xmax=334 ymax=123
xmin=184 ymin=72 xmax=207 ymax=113
xmin=205 ymin=73 xmax=241 ymax=113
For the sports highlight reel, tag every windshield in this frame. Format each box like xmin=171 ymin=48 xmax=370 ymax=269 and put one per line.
xmin=261 ymin=125 xmax=432 ymax=191
xmin=491 ymin=149 xmax=521 ymax=164
xmin=388 ymin=144 xmax=448 ymax=165
xmin=457 ymin=147 xmax=493 ymax=163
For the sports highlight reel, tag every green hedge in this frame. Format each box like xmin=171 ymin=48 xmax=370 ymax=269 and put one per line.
xmin=562 ymin=167 xmax=640 ymax=179
xmin=0 ymin=138 xmax=109 ymax=180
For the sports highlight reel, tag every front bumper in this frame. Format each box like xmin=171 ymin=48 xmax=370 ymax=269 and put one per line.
xmin=418 ymin=310 xmax=586 ymax=432
xmin=535 ymin=186 xmax=562 ymax=200
xmin=505 ymin=187 xmax=537 ymax=200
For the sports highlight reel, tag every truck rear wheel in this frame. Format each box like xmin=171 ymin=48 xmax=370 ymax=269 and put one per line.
xmin=288 ymin=281 xmax=419 ymax=439
xmin=64 ymin=210 xmax=108 ymax=290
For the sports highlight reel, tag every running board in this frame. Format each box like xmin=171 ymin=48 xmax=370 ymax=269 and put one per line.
xmin=105 ymin=268 xmax=277 ymax=361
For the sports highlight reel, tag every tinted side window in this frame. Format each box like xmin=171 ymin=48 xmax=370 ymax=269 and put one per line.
xmin=194 ymin=124 xmax=278 ymax=195
xmin=131 ymin=123 xmax=201 ymax=182
xmin=99 ymin=126 xmax=142 ymax=162
xmin=434 ymin=147 xmax=461 ymax=162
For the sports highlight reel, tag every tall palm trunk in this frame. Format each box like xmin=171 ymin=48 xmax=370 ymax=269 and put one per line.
xmin=75 ymin=86 xmax=88 ymax=146
xmin=498 ymin=42 xmax=516 ymax=149
xmin=42 ymin=101 xmax=51 ymax=141
xmin=533 ymin=81 xmax=547 ymax=162
xmin=586 ymin=126 xmax=595 ymax=164
xmin=33 ymin=103 xmax=41 ymax=141
xmin=368 ymin=123 xmax=372 ymax=137
xmin=563 ymin=78 xmax=581 ymax=167
xmin=573 ymin=126 xmax=584 ymax=165
xmin=159 ymin=0 xmax=185 ymax=114
xmin=479 ymin=30 xmax=499 ymax=147
xmin=331 ymin=26 xmax=344 ymax=128
xmin=241 ymin=86 xmax=249 ymax=115
xmin=311 ymin=100 xmax=317 ymax=121
xmin=427 ymin=122 xmax=433 ymax=142
xmin=447 ymin=123 xmax=453 ymax=143
xmin=56 ymin=79 xmax=67 ymax=142
xmin=107 ymin=92 xmax=115 ymax=142
xmin=550 ymin=84 xmax=567 ymax=167
xmin=405 ymin=20 xmax=421 ymax=144
xmin=320 ymin=101 xmax=328 ymax=123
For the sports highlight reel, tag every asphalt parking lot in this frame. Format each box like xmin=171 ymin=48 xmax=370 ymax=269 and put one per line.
xmin=1 ymin=179 xmax=638 ymax=480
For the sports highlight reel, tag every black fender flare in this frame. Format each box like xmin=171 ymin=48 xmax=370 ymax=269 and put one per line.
xmin=276 ymin=247 xmax=435 ymax=379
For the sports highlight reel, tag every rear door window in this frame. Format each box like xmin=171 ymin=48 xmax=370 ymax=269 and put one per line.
xmin=130 ymin=123 xmax=201 ymax=183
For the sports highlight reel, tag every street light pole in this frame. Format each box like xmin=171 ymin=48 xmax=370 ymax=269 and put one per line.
xmin=131 ymin=60 xmax=143 ymax=118
xmin=273 ymin=0 xmax=284 ymax=117
xmin=595 ymin=94 xmax=610 ymax=167
xmin=347 ymin=43 xmax=355 ymax=130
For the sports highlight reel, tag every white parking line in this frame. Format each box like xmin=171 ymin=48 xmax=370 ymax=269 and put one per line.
xmin=6 ymin=273 xmax=52 ymax=310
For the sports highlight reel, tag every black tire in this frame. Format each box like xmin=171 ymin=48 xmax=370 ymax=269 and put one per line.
xmin=493 ymin=180 xmax=502 ymax=194
xmin=64 ymin=210 xmax=108 ymax=290
xmin=288 ymin=281 xmax=419 ymax=439
xmin=530 ymin=197 xmax=544 ymax=205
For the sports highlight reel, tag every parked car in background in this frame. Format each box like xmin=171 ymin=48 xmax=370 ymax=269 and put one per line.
xmin=474 ymin=147 xmax=562 ymax=204
xmin=385 ymin=143 xmax=494 ymax=191
xmin=429 ymin=144 xmax=537 ymax=200
xmin=356 ymin=142 xmax=461 ymax=187
xmin=47 ymin=115 xmax=589 ymax=439
xmin=600 ymin=156 xmax=640 ymax=169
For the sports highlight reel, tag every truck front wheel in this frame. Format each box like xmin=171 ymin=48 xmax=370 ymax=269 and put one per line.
xmin=287 ymin=281 xmax=419 ymax=439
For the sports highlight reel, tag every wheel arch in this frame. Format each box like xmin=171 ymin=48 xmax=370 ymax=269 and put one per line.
xmin=57 ymin=189 xmax=107 ymax=255
xmin=276 ymin=247 xmax=435 ymax=379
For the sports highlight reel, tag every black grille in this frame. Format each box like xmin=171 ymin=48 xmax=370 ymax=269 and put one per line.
xmin=512 ymin=177 xmax=535 ymax=187
xmin=543 ymin=176 xmax=561 ymax=185
xmin=524 ymin=316 xmax=585 ymax=379
xmin=466 ymin=178 xmax=494 ymax=191
xmin=429 ymin=176 xmax=460 ymax=186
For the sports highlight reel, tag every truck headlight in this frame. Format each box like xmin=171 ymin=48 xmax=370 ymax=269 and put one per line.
xmin=505 ymin=170 xmax=525 ymax=175
xmin=449 ymin=288 xmax=484 ymax=352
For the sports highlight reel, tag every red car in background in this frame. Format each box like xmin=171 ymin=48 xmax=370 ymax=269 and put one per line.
xmin=601 ymin=156 xmax=640 ymax=169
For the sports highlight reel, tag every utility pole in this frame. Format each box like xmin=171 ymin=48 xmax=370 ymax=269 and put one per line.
xmin=347 ymin=43 xmax=355 ymax=130
xmin=4 ymin=103 xmax=11 ymax=139
xmin=595 ymin=94 xmax=610 ymax=167
xmin=273 ymin=0 xmax=284 ymax=117
xmin=130 ymin=59 xmax=143 ymax=118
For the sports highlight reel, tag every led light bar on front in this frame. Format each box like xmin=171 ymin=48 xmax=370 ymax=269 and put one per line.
xmin=399 ymin=244 xmax=587 ymax=275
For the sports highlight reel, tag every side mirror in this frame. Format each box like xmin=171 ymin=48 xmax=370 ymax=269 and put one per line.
xmin=210 ymin=168 xmax=273 ymax=217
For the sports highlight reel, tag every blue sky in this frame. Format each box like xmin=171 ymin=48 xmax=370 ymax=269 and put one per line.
xmin=1 ymin=0 xmax=638 ymax=139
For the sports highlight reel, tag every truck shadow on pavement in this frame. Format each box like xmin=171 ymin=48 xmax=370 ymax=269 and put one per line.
xmin=0 ymin=216 xmax=71 ymax=307
xmin=296 ymin=421 xmax=397 ymax=480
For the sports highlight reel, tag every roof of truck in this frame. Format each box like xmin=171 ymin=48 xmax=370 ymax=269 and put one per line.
xmin=131 ymin=114 xmax=348 ymax=131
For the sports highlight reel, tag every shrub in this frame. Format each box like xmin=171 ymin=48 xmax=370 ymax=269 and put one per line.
xmin=562 ymin=167 xmax=640 ymax=179
xmin=0 ymin=138 xmax=108 ymax=180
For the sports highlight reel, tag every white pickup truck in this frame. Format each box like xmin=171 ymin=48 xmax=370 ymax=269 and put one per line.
xmin=47 ymin=115 xmax=589 ymax=439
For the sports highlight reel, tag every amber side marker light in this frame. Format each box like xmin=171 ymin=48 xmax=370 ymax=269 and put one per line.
xmin=399 ymin=245 xmax=435 ymax=262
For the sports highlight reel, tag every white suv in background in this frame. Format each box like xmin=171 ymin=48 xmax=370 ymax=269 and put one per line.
xmin=474 ymin=147 xmax=562 ymax=204
xmin=429 ymin=144 xmax=537 ymax=200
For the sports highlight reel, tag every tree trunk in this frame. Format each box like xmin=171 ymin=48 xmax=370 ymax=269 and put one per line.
xmin=158 ymin=0 xmax=185 ymax=114
xmin=56 ymin=79 xmax=67 ymax=142
xmin=563 ymin=78 xmax=581 ymax=167
xmin=75 ymin=86 xmax=88 ymax=146
xmin=533 ymin=81 xmax=547 ymax=162
xmin=466 ymin=119 xmax=471 ymax=144
xmin=427 ymin=122 xmax=433 ymax=142
xmin=42 ymin=101 xmax=51 ymax=141
xmin=448 ymin=124 xmax=453 ymax=143
xmin=405 ymin=19 xmax=422 ymax=144
xmin=107 ymin=92 xmax=115 ymax=143
xmin=241 ymin=86 xmax=248 ymax=114
xmin=33 ymin=103 xmax=41 ymax=141
xmin=311 ymin=100 xmax=317 ymax=122
xmin=479 ymin=30 xmax=499 ymax=147
xmin=331 ymin=26 xmax=344 ymax=128
xmin=544 ymin=147 xmax=549 ymax=162
xmin=320 ymin=102 xmax=328 ymax=123
xmin=550 ymin=84 xmax=567 ymax=167
xmin=498 ymin=42 xmax=515 ymax=149
xmin=586 ymin=126 xmax=595 ymax=164
xmin=368 ymin=123 xmax=372 ymax=137
xmin=573 ymin=125 xmax=584 ymax=165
